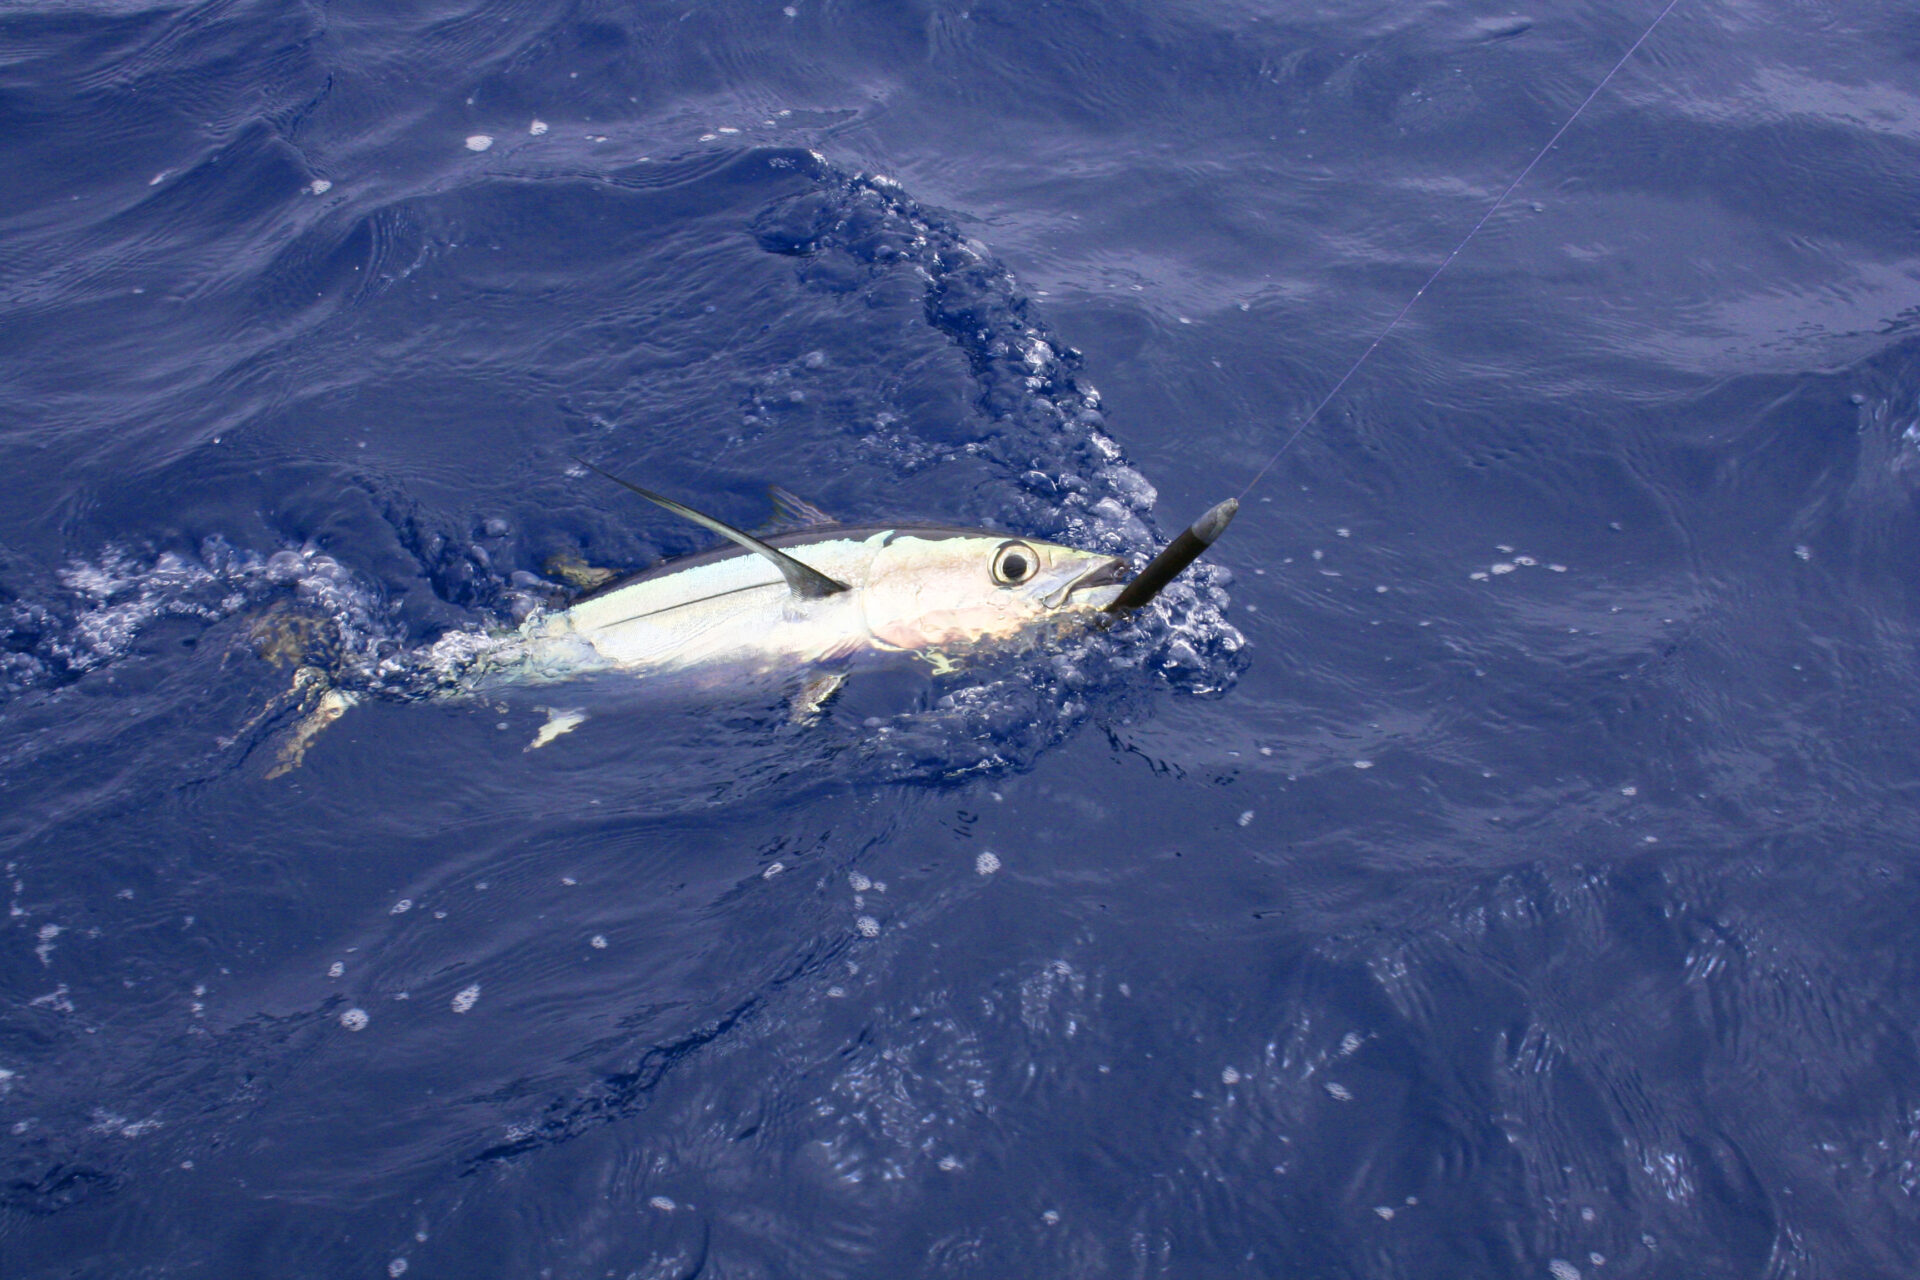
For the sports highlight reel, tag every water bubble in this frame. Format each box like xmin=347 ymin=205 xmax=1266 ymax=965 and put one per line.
xmin=1221 ymin=1066 xmax=1241 ymax=1085
xmin=855 ymin=916 xmax=881 ymax=938
xmin=450 ymin=984 xmax=480 ymax=1014
xmin=529 ymin=119 xmax=549 ymax=135
xmin=340 ymin=1008 xmax=369 ymax=1031
xmin=589 ymin=935 xmax=607 ymax=949
xmin=975 ymin=851 xmax=1001 ymax=875
xmin=464 ymin=135 xmax=494 ymax=152
xmin=1548 ymin=1262 xmax=1581 ymax=1280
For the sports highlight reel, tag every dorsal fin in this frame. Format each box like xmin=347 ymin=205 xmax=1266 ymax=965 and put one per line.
xmin=768 ymin=486 xmax=837 ymax=529
xmin=573 ymin=459 xmax=851 ymax=600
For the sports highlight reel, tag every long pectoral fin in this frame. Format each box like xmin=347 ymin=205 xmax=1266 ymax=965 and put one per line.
xmin=574 ymin=459 xmax=850 ymax=600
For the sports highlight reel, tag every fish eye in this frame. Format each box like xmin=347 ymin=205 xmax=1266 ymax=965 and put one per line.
xmin=991 ymin=541 xmax=1037 ymax=586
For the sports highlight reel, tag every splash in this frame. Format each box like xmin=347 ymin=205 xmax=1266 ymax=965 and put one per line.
xmin=1 ymin=540 xmax=401 ymax=698
xmin=746 ymin=154 xmax=1243 ymax=708
xmin=1 ymin=152 xmax=1241 ymax=782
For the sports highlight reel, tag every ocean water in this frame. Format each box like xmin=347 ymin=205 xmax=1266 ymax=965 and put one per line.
xmin=5 ymin=1 xmax=1920 ymax=1276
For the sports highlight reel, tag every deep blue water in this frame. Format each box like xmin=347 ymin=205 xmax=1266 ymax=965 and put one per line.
xmin=6 ymin=1 xmax=1920 ymax=1276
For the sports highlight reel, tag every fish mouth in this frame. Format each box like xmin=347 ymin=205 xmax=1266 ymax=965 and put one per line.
xmin=1045 ymin=555 xmax=1131 ymax=609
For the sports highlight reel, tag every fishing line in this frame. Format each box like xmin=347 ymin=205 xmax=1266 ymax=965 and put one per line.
xmin=1233 ymin=0 xmax=1685 ymax=503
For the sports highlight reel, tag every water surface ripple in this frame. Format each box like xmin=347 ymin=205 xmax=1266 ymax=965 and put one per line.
xmin=4 ymin=1 xmax=1920 ymax=1277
